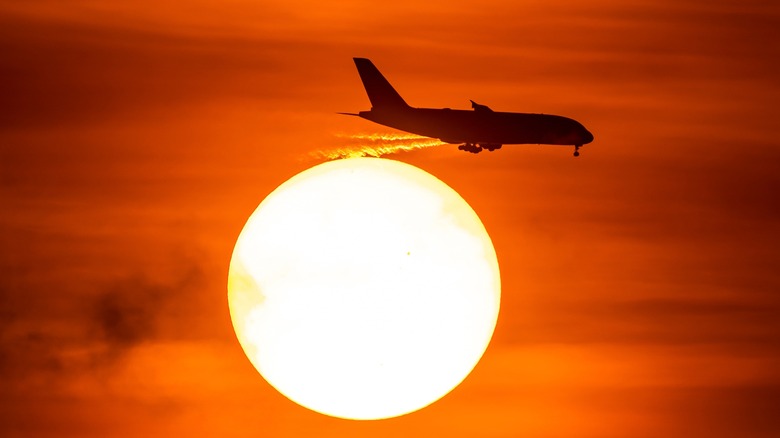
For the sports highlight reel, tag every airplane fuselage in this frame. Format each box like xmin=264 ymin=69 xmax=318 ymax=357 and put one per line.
xmin=359 ymin=106 xmax=593 ymax=147
xmin=349 ymin=57 xmax=594 ymax=155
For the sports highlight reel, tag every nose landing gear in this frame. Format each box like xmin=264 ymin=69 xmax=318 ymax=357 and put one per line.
xmin=574 ymin=144 xmax=581 ymax=157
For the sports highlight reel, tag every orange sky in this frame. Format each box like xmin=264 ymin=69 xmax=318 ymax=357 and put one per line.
xmin=2 ymin=0 xmax=779 ymax=436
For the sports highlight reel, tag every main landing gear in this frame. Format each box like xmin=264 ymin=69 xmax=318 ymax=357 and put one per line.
xmin=574 ymin=144 xmax=581 ymax=157
xmin=458 ymin=143 xmax=482 ymax=154
xmin=458 ymin=143 xmax=502 ymax=154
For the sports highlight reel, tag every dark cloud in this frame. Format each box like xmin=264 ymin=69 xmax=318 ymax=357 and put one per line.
xmin=92 ymin=265 xmax=203 ymax=354
xmin=0 ymin=261 xmax=205 ymax=390
xmin=93 ymin=278 xmax=163 ymax=347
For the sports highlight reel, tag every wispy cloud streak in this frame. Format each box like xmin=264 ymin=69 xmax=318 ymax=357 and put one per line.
xmin=312 ymin=133 xmax=447 ymax=160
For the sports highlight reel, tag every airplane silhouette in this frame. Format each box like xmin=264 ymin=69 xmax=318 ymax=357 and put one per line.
xmin=343 ymin=58 xmax=594 ymax=156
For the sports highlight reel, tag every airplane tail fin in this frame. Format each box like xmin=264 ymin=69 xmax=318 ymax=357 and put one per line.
xmin=353 ymin=58 xmax=409 ymax=109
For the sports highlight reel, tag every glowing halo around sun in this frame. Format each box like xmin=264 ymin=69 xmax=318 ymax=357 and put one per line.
xmin=228 ymin=157 xmax=500 ymax=420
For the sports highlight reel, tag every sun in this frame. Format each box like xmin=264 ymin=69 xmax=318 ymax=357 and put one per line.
xmin=228 ymin=157 xmax=500 ymax=420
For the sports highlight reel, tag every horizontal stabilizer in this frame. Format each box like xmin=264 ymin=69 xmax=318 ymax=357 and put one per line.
xmin=337 ymin=112 xmax=360 ymax=116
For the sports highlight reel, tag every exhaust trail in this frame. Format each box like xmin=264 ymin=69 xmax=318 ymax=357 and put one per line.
xmin=312 ymin=133 xmax=447 ymax=160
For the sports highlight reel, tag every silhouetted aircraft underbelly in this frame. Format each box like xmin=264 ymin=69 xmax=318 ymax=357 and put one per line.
xmin=359 ymin=107 xmax=591 ymax=146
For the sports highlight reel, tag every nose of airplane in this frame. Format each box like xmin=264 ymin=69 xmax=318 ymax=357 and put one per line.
xmin=583 ymin=129 xmax=594 ymax=144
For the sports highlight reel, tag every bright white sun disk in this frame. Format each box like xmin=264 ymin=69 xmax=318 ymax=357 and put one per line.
xmin=228 ymin=157 xmax=500 ymax=420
